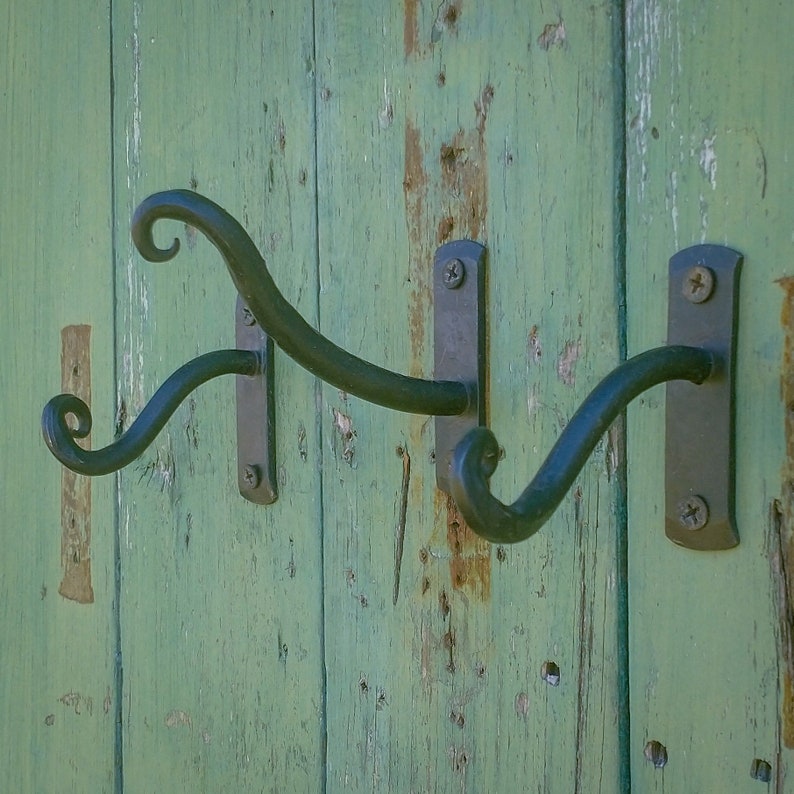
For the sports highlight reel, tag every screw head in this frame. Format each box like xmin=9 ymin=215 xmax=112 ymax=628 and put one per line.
xmin=644 ymin=740 xmax=668 ymax=768
xmin=682 ymin=265 xmax=715 ymax=303
xmin=442 ymin=258 xmax=465 ymax=289
xmin=242 ymin=464 xmax=261 ymax=488
xmin=677 ymin=495 xmax=709 ymax=530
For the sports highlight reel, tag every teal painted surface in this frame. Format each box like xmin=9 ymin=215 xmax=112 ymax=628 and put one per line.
xmin=3 ymin=0 xmax=791 ymax=791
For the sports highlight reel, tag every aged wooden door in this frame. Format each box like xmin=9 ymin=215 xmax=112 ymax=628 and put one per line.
xmin=2 ymin=1 xmax=793 ymax=791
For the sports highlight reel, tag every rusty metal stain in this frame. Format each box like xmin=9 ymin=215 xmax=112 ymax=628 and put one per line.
xmin=439 ymin=85 xmax=492 ymax=241
xmin=446 ymin=494 xmax=491 ymax=599
xmin=403 ymin=120 xmax=431 ymax=378
xmin=404 ymin=0 xmax=419 ymax=57
xmin=775 ymin=276 xmax=794 ymax=745
xmin=59 ymin=325 xmax=94 ymax=604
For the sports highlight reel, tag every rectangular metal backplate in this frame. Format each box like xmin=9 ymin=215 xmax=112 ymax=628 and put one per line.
xmin=665 ymin=244 xmax=743 ymax=550
xmin=236 ymin=296 xmax=278 ymax=504
xmin=434 ymin=240 xmax=487 ymax=494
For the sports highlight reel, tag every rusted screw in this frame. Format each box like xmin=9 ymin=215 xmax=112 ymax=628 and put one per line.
xmin=682 ymin=265 xmax=715 ymax=303
xmin=677 ymin=495 xmax=709 ymax=530
xmin=644 ymin=740 xmax=668 ymax=768
xmin=242 ymin=464 xmax=261 ymax=488
xmin=241 ymin=306 xmax=256 ymax=326
xmin=442 ymin=258 xmax=465 ymax=289
xmin=541 ymin=660 xmax=561 ymax=686
xmin=750 ymin=759 xmax=772 ymax=782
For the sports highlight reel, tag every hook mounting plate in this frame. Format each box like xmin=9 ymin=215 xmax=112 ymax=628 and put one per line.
xmin=236 ymin=296 xmax=278 ymax=504
xmin=434 ymin=240 xmax=487 ymax=494
xmin=665 ymin=244 xmax=742 ymax=550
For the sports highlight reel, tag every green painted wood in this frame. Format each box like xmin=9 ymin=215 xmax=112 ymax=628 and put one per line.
xmin=625 ymin=0 xmax=792 ymax=789
xmin=0 ymin=2 xmax=118 ymax=790
xmin=315 ymin=2 xmax=625 ymax=790
xmin=109 ymin=3 xmax=324 ymax=790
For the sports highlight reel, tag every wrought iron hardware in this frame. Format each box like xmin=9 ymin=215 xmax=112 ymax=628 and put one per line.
xmin=42 ymin=190 xmax=485 ymax=499
xmin=41 ymin=189 xmax=741 ymax=550
xmin=448 ymin=244 xmax=742 ymax=550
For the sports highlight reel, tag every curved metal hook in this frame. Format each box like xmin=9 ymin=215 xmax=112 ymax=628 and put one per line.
xmin=42 ymin=350 xmax=261 ymax=475
xmin=132 ymin=189 xmax=472 ymax=417
xmin=448 ymin=345 xmax=715 ymax=544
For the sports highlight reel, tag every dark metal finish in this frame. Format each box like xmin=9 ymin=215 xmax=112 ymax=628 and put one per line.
xmin=42 ymin=350 xmax=261 ymax=476
xmin=666 ymin=244 xmax=742 ymax=550
xmin=236 ymin=296 xmax=277 ymax=504
xmin=132 ymin=190 xmax=473 ymax=417
xmin=448 ymin=346 xmax=715 ymax=544
xmin=434 ymin=241 xmax=486 ymax=494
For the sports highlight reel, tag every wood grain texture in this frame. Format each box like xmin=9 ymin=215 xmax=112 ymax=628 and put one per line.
xmin=0 ymin=2 xmax=117 ymax=790
xmin=110 ymin=3 xmax=324 ymax=790
xmin=625 ymin=0 xmax=791 ymax=789
xmin=315 ymin=2 xmax=624 ymax=790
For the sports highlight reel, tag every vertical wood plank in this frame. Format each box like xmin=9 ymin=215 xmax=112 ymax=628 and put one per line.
xmin=626 ymin=0 xmax=792 ymax=788
xmin=0 ymin=3 xmax=118 ymax=790
xmin=315 ymin=2 xmax=625 ymax=790
xmin=110 ymin=2 xmax=324 ymax=790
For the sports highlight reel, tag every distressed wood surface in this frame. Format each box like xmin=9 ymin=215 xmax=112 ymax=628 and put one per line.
xmin=0 ymin=3 xmax=118 ymax=790
xmin=315 ymin=2 xmax=624 ymax=790
xmin=110 ymin=3 xmax=324 ymax=790
xmin=10 ymin=1 xmax=793 ymax=791
xmin=625 ymin=1 xmax=792 ymax=789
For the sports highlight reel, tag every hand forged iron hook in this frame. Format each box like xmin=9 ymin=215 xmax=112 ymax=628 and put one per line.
xmin=43 ymin=189 xmax=473 ymax=477
xmin=132 ymin=190 xmax=473 ymax=417
xmin=42 ymin=350 xmax=261 ymax=475
xmin=448 ymin=345 xmax=716 ymax=544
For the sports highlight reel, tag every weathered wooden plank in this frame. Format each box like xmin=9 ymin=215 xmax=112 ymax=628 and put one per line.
xmin=0 ymin=2 xmax=118 ymax=790
xmin=315 ymin=2 xmax=625 ymax=790
xmin=110 ymin=2 xmax=324 ymax=790
xmin=625 ymin=0 xmax=791 ymax=788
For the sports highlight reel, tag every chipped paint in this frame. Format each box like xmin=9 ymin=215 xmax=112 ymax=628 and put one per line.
xmin=698 ymin=133 xmax=717 ymax=189
xmin=332 ymin=406 xmax=356 ymax=465
xmin=378 ymin=79 xmax=393 ymax=129
xmin=446 ymin=495 xmax=491 ymax=600
xmin=59 ymin=325 xmax=94 ymax=604
xmin=392 ymin=445 xmax=411 ymax=604
xmin=403 ymin=120 xmax=431 ymax=378
xmin=775 ymin=276 xmax=794 ymax=746
xmin=165 ymin=709 xmax=192 ymax=728
xmin=404 ymin=0 xmax=418 ymax=57
xmin=59 ymin=691 xmax=93 ymax=716
xmin=557 ymin=340 xmax=582 ymax=386
xmin=537 ymin=19 xmax=566 ymax=50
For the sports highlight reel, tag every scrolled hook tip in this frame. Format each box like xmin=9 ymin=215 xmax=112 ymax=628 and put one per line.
xmin=453 ymin=426 xmax=501 ymax=480
xmin=42 ymin=393 xmax=93 ymax=442
xmin=131 ymin=192 xmax=186 ymax=262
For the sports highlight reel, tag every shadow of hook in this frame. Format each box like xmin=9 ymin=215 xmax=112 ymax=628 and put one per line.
xmin=448 ymin=345 xmax=716 ymax=544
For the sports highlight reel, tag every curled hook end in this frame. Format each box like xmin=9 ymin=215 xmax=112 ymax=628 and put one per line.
xmin=41 ymin=394 xmax=95 ymax=472
xmin=449 ymin=427 xmax=532 ymax=544
xmin=131 ymin=192 xmax=188 ymax=262
xmin=42 ymin=394 xmax=92 ymax=441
